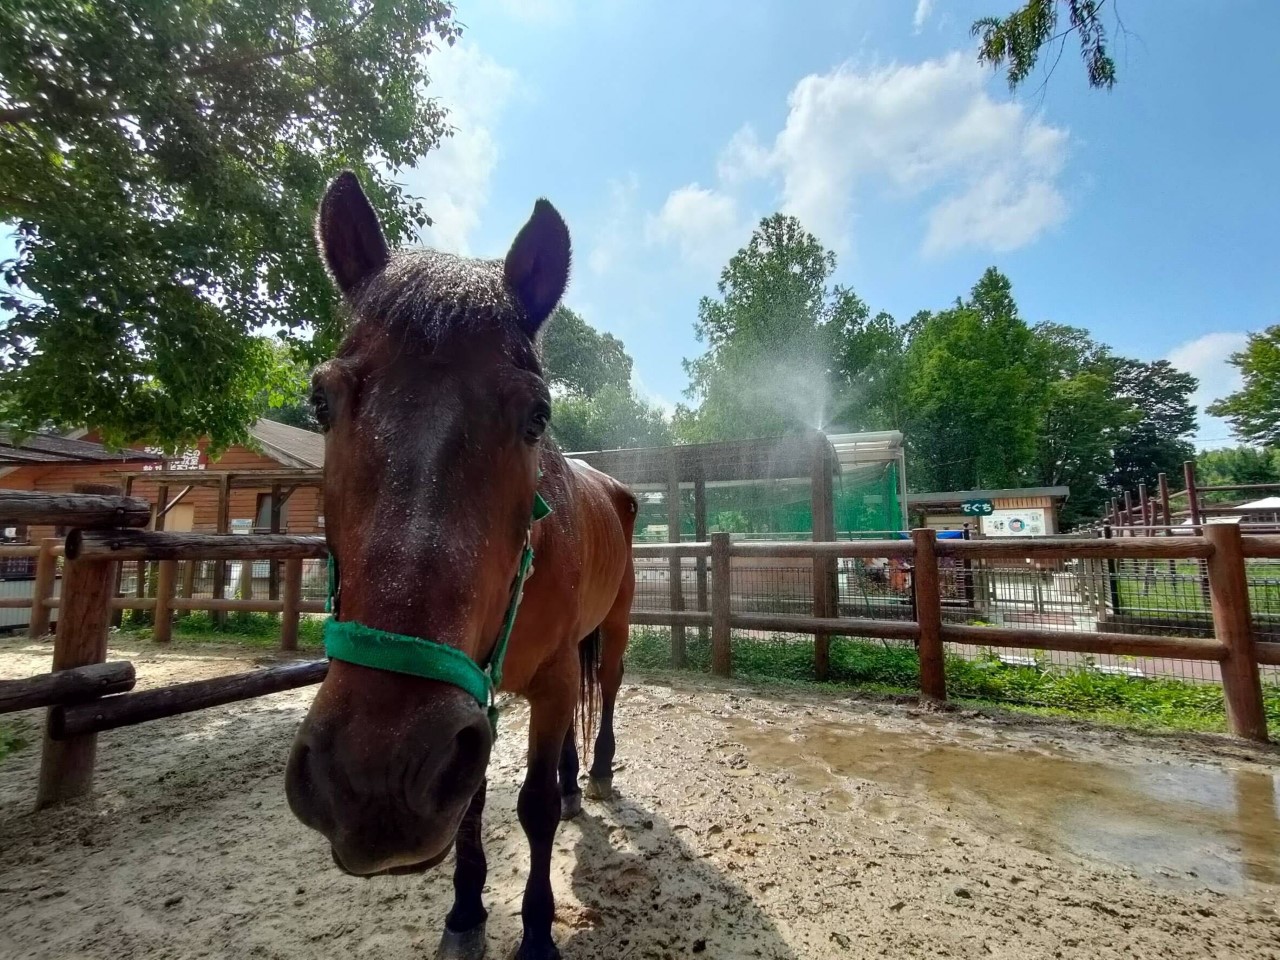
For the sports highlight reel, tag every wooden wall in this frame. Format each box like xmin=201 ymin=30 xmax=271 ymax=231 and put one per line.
xmin=0 ymin=441 xmax=322 ymax=541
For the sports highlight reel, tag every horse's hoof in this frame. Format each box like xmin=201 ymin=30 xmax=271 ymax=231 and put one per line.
xmin=436 ymin=921 xmax=487 ymax=960
xmin=584 ymin=775 xmax=613 ymax=801
xmin=560 ymin=790 xmax=582 ymax=820
xmin=512 ymin=941 xmax=560 ymax=960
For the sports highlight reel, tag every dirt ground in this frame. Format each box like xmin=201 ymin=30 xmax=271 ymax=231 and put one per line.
xmin=1 ymin=636 xmax=1279 ymax=960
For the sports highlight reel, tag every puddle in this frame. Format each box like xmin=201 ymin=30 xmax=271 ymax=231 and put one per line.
xmin=727 ymin=718 xmax=1280 ymax=892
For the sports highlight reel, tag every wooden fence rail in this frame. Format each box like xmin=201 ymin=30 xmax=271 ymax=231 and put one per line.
xmin=4 ymin=514 xmax=1277 ymax=810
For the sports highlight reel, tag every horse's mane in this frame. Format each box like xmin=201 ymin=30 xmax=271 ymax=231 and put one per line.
xmin=348 ymin=249 xmax=537 ymax=359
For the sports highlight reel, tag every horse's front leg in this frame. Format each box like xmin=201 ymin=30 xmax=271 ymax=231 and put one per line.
xmin=436 ymin=779 xmax=488 ymax=960
xmin=516 ymin=692 xmax=574 ymax=960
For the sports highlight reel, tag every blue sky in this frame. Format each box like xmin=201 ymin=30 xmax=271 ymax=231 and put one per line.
xmin=404 ymin=0 xmax=1280 ymax=446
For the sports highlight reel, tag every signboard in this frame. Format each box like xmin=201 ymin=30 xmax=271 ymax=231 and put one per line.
xmin=230 ymin=519 xmax=253 ymax=535
xmin=142 ymin=447 xmax=208 ymax=472
xmin=980 ymin=508 xmax=1047 ymax=538
xmin=960 ymin=499 xmax=994 ymax=517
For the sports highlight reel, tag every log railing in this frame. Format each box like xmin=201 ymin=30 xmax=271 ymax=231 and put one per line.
xmin=635 ymin=528 xmax=1273 ymax=744
xmin=3 ymin=495 xmax=1277 ymax=809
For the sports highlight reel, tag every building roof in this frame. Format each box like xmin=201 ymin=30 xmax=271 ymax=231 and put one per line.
xmin=908 ymin=485 xmax=1070 ymax=506
xmin=0 ymin=429 xmax=162 ymax=466
xmin=568 ymin=430 xmax=903 ymax=488
xmin=249 ymin=419 xmax=324 ymax=469
xmin=825 ymin=431 xmax=904 ymax=473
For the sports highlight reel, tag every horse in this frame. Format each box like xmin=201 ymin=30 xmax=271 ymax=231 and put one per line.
xmin=284 ymin=171 xmax=637 ymax=960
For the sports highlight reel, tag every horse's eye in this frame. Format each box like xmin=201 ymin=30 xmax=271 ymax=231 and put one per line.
xmin=310 ymin=387 xmax=331 ymax=431
xmin=525 ymin=405 xmax=550 ymax=444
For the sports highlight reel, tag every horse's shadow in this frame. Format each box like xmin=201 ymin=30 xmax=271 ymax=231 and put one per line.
xmin=558 ymin=792 xmax=799 ymax=959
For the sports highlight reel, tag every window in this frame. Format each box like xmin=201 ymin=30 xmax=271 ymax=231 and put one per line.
xmin=253 ymin=493 xmax=289 ymax=532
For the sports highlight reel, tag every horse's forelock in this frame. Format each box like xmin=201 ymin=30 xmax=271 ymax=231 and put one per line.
xmin=347 ymin=249 xmax=529 ymax=346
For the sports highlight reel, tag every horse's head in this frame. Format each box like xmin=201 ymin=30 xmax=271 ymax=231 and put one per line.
xmin=285 ymin=172 xmax=568 ymax=876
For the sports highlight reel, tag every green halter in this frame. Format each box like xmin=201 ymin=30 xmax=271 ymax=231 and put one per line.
xmin=323 ymin=489 xmax=553 ymax=735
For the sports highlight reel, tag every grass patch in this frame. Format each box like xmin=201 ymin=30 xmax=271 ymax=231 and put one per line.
xmin=0 ymin=717 xmax=32 ymax=764
xmin=117 ymin=611 xmax=325 ymax=650
xmin=626 ymin=627 xmax=1280 ymax=735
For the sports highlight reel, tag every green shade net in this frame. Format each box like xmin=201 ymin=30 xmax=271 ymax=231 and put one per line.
xmin=633 ymin=461 xmax=902 ymax=542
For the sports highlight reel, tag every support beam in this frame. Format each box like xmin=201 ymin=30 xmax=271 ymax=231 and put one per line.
xmin=67 ymin=530 xmax=327 ymax=562
xmin=710 ymin=533 xmax=731 ymax=677
xmin=213 ymin=473 xmax=231 ymax=628
xmin=36 ymin=556 xmax=117 ymax=808
xmin=810 ymin=434 xmax=837 ymax=681
xmin=0 ymin=492 xmax=151 ymax=528
xmin=280 ymin=558 xmax=303 ymax=652
xmin=911 ymin=529 xmax=946 ymax=701
xmin=51 ymin=661 xmax=330 ymax=739
xmin=27 ymin=538 xmax=59 ymax=638
xmin=1204 ymin=522 xmax=1268 ymax=742
xmin=0 ymin=662 xmax=135 ymax=716
xmin=693 ymin=469 xmax=708 ymax=641
xmin=666 ymin=452 xmax=685 ymax=668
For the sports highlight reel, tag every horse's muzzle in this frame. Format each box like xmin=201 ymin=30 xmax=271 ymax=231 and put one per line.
xmin=284 ymin=670 xmax=491 ymax=876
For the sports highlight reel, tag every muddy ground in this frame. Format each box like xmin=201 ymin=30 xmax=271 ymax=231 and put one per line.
xmin=1 ymin=636 xmax=1278 ymax=959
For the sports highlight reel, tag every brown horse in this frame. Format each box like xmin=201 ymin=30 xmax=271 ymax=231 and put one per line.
xmin=284 ymin=172 xmax=637 ymax=960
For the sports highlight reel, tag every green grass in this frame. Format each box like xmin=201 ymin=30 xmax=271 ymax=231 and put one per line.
xmin=626 ymin=627 xmax=1280 ymax=735
xmin=116 ymin=610 xmax=325 ymax=650
xmin=1113 ymin=561 xmax=1280 ymax=617
xmin=0 ymin=718 xmax=32 ymax=764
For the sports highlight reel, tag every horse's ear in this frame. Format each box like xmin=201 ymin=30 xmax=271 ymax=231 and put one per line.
xmin=504 ymin=199 xmax=570 ymax=336
xmin=317 ymin=171 xmax=390 ymax=296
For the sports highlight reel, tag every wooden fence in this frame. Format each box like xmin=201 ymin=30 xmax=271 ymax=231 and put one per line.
xmin=1 ymin=492 xmax=1276 ymax=811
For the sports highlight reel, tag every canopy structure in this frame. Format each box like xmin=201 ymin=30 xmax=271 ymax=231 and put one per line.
xmin=568 ymin=430 xmax=908 ymax=543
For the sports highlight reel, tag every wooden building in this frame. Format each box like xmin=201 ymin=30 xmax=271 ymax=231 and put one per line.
xmin=908 ymin=486 xmax=1070 ymax=536
xmin=0 ymin=421 xmax=324 ymax=541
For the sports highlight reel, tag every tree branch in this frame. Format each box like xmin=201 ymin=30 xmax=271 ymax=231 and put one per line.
xmin=187 ymin=7 xmax=375 ymax=78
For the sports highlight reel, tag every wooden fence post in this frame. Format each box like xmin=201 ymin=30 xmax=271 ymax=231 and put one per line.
xmin=1203 ymin=522 xmax=1268 ymax=742
xmin=152 ymin=560 xmax=177 ymax=643
xmin=35 ymin=556 xmax=117 ymax=808
xmin=28 ymin=538 xmax=59 ymax=639
xmin=280 ymin=558 xmax=303 ymax=652
xmin=911 ymin=528 xmax=946 ymax=702
xmin=666 ymin=455 xmax=686 ymax=668
xmin=810 ymin=435 xmax=837 ymax=681
xmin=179 ymin=560 xmax=197 ymax=618
xmin=710 ymin=533 xmax=731 ymax=677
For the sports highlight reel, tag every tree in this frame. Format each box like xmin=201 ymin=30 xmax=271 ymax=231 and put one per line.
xmin=899 ymin=269 xmax=1048 ymax=492
xmin=680 ymin=214 xmax=844 ymax=442
xmin=259 ymin=342 xmax=319 ymax=433
xmin=1027 ymin=323 xmax=1132 ymax=523
xmin=539 ymin=306 xmax=632 ymax=398
xmin=830 ymin=298 xmax=908 ymax=433
xmin=973 ymin=0 xmax=1119 ymax=91
xmin=0 ymin=0 xmax=460 ymax=453
xmin=1196 ymin=446 xmax=1280 ymax=504
xmin=537 ymin=307 xmax=671 ymax=452
xmin=1206 ymin=326 xmax=1280 ymax=446
xmin=1106 ymin=359 xmax=1198 ymax=494
xmin=551 ymin=385 xmax=672 ymax=452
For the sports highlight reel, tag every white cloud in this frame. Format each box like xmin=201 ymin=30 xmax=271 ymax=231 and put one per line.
xmin=711 ymin=52 xmax=1069 ymax=257
xmin=403 ymin=43 xmax=516 ymax=256
xmin=645 ymin=184 xmax=748 ymax=270
xmin=1165 ymin=331 xmax=1249 ymax=447
xmin=717 ymin=126 xmax=772 ymax=185
xmin=924 ymin=175 xmax=1067 ymax=256
xmin=913 ymin=0 xmax=934 ymax=32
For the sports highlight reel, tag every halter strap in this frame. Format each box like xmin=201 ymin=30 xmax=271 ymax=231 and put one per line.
xmin=323 ymin=489 xmax=552 ymax=735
